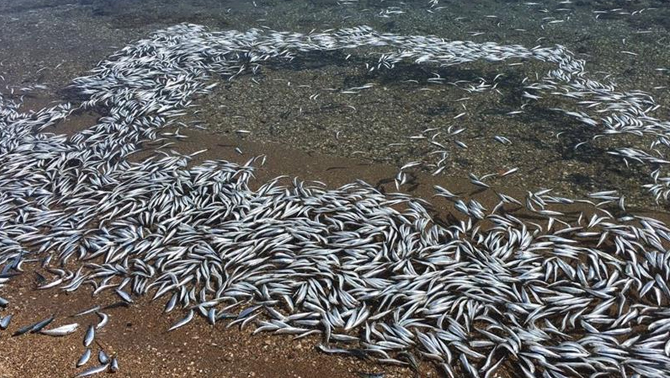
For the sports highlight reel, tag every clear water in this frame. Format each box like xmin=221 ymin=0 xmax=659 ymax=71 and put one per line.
xmin=2 ymin=0 xmax=669 ymax=211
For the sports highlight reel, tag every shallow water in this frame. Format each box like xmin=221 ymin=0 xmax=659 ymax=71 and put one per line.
xmin=2 ymin=0 xmax=670 ymax=210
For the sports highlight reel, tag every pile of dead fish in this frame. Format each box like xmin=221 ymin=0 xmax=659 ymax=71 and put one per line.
xmin=2 ymin=24 xmax=670 ymax=377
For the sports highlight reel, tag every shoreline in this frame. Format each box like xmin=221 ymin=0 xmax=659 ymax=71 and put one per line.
xmin=3 ymin=1 xmax=670 ymax=377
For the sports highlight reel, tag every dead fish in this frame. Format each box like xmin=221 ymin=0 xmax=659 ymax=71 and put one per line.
xmin=237 ymin=305 xmax=260 ymax=319
xmin=168 ymin=310 xmax=194 ymax=332
xmin=115 ymin=288 xmax=133 ymax=303
xmin=358 ymin=373 xmax=385 ymax=378
xmin=95 ymin=312 xmax=109 ymax=329
xmin=164 ymin=293 xmax=177 ymax=313
xmin=500 ymin=167 xmax=519 ymax=177
xmin=84 ymin=325 xmax=95 ymax=347
xmin=110 ymin=357 xmax=119 ymax=373
xmin=40 ymin=323 xmax=79 ymax=336
xmin=37 ymin=278 xmax=62 ymax=290
xmin=207 ymin=308 xmax=216 ymax=325
xmin=77 ymin=349 xmax=92 ymax=368
xmin=13 ymin=315 xmax=54 ymax=336
xmin=75 ymin=363 xmax=109 ymax=378
xmin=98 ymin=350 xmax=109 ymax=364
xmin=0 ymin=314 xmax=12 ymax=330
xmin=73 ymin=306 xmax=101 ymax=317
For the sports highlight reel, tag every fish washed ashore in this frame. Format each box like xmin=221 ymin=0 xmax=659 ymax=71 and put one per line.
xmin=1 ymin=24 xmax=670 ymax=378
